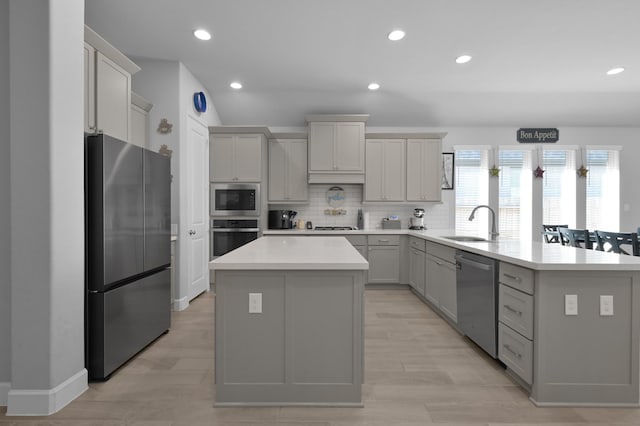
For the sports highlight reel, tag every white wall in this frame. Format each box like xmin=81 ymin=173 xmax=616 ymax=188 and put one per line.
xmin=131 ymin=58 xmax=181 ymax=221
xmin=0 ymin=0 xmax=11 ymax=402
xmin=7 ymin=0 xmax=86 ymax=414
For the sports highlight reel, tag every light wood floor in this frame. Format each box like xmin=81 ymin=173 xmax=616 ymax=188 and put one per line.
xmin=3 ymin=287 xmax=640 ymax=425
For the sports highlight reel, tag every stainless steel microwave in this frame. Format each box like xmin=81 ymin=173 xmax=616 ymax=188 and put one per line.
xmin=210 ymin=183 xmax=260 ymax=216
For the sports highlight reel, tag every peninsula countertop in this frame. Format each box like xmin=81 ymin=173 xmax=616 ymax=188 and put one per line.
xmin=263 ymin=229 xmax=640 ymax=271
xmin=209 ymin=236 xmax=369 ymax=271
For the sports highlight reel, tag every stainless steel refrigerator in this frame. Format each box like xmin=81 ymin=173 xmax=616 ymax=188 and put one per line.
xmin=85 ymin=133 xmax=171 ymax=380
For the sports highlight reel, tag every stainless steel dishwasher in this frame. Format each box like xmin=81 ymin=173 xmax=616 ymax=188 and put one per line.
xmin=455 ymin=250 xmax=499 ymax=358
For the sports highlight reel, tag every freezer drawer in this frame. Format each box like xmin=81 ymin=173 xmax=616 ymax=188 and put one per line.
xmin=88 ymin=269 xmax=171 ymax=380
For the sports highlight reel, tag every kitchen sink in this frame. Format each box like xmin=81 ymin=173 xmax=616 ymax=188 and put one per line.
xmin=442 ymin=236 xmax=488 ymax=242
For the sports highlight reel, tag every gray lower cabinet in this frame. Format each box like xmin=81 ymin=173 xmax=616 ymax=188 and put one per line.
xmin=408 ymin=237 xmax=426 ymax=295
xmin=215 ymin=269 xmax=364 ymax=405
xmin=367 ymin=235 xmax=400 ymax=284
xmin=498 ymin=261 xmax=534 ymax=385
xmin=425 ymin=242 xmax=457 ymax=323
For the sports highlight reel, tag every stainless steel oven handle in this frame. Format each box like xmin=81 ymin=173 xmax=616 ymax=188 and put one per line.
xmin=212 ymin=228 xmax=260 ymax=232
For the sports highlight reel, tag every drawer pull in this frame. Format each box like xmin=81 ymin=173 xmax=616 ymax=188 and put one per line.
xmin=503 ymin=344 xmax=522 ymax=359
xmin=378 ymin=239 xmax=390 ymax=243
xmin=503 ymin=273 xmax=522 ymax=282
xmin=413 ymin=250 xmax=421 ymax=255
xmin=504 ymin=304 xmax=523 ymax=316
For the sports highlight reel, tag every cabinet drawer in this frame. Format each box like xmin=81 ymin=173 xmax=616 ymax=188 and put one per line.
xmin=367 ymin=235 xmax=400 ymax=246
xmin=498 ymin=322 xmax=533 ymax=385
xmin=409 ymin=236 xmax=426 ymax=252
xmin=425 ymin=241 xmax=456 ymax=263
xmin=345 ymin=235 xmax=367 ymax=246
xmin=499 ymin=284 xmax=534 ymax=340
xmin=499 ymin=262 xmax=534 ymax=295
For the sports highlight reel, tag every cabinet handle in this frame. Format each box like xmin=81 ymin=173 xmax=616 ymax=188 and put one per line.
xmin=436 ymin=260 xmax=443 ymax=266
xmin=503 ymin=344 xmax=523 ymax=359
xmin=89 ymin=125 xmax=96 ymax=131
xmin=503 ymin=273 xmax=522 ymax=282
xmin=413 ymin=250 xmax=420 ymax=255
xmin=504 ymin=304 xmax=523 ymax=316
xmin=378 ymin=239 xmax=389 ymax=243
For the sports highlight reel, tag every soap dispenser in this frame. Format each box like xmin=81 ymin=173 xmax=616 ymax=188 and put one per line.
xmin=357 ymin=209 xmax=364 ymax=230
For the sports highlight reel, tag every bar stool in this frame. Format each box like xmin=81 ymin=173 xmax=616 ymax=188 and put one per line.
xmin=542 ymin=224 xmax=568 ymax=243
xmin=595 ymin=231 xmax=639 ymax=256
xmin=558 ymin=227 xmax=593 ymax=249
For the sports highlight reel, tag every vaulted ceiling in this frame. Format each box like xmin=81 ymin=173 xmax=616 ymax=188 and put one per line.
xmin=85 ymin=0 xmax=640 ymax=127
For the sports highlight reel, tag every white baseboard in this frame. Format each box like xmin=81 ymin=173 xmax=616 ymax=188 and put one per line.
xmin=6 ymin=368 xmax=88 ymax=416
xmin=173 ymin=295 xmax=189 ymax=311
xmin=0 ymin=381 xmax=9 ymax=406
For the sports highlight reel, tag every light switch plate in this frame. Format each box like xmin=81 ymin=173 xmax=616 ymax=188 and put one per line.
xmin=600 ymin=295 xmax=614 ymax=316
xmin=249 ymin=293 xmax=262 ymax=314
xmin=565 ymin=294 xmax=578 ymax=316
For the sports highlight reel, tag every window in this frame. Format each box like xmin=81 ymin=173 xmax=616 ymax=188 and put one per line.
xmin=542 ymin=148 xmax=576 ymax=227
xmin=499 ymin=148 xmax=532 ymax=240
xmin=586 ymin=148 xmax=620 ymax=231
xmin=454 ymin=148 xmax=489 ymax=234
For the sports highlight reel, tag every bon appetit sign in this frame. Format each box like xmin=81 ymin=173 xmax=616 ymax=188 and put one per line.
xmin=517 ymin=128 xmax=559 ymax=143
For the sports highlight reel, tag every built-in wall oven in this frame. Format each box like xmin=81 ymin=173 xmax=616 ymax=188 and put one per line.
xmin=210 ymin=218 xmax=260 ymax=260
xmin=210 ymin=183 xmax=260 ymax=216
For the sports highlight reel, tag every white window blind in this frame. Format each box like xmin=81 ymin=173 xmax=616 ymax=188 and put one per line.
xmin=454 ymin=148 xmax=489 ymax=233
xmin=542 ymin=148 xmax=576 ymax=227
xmin=499 ymin=148 xmax=532 ymax=240
xmin=586 ymin=148 xmax=620 ymax=231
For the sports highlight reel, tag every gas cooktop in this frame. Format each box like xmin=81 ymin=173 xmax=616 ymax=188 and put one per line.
xmin=314 ymin=226 xmax=354 ymax=231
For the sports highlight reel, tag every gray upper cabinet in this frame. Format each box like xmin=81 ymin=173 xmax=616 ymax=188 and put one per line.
xmin=130 ymin=92 xmax=152 ymax=149
xmin=85 ymin=26 xmax=140 ymax=142
xmin=309 ymin=122 xmax=364 ymax=172
xmin=269 ymin=138 xmax=308 ymax=203
xmin=406 ymin=139 xmax=442 ymax=202
xmin=364 ymin=134 xmax=445 ymax=203
xmin=365 ymin=139 xmax=405 ymax=202
xmin=210 ymin=134 xmax=263 ymax=182
xmin=306 ymin=115 xmax=369 ymax=183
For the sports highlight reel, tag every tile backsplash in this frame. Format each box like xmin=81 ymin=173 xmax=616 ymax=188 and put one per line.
xmin=269 ymin=184 xmax=453 ymax=230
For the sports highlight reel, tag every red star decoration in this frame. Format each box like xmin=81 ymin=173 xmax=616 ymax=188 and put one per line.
xmin=534 ymin=166 xmax=545 ymax=178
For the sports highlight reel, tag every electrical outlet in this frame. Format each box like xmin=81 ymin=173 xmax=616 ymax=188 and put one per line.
xmin=600 ymin=295 xmax=614 ymax=316
xmin=249 ymin=293 xmax=262 ymax=314
xmin=565 ymin=294 xmax=578 ymax=316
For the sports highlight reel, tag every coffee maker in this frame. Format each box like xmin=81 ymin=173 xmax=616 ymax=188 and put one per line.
xmin=409 ymin=208 xmax=426 ymax=230
xmin=268 ymin=210 xmax=297 ymax=229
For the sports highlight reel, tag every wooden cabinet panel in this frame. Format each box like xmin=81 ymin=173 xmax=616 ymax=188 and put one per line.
xmin=368 ymin=246 xmax=400 ymax=283
xmin=269 ymin=139 xmax=308 ymax=202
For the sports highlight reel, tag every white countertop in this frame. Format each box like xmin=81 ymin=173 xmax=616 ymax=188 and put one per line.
xmin=209 ymin=236 xmax=369 ymax=271
xmin=263 ymin=229 xmax=640 ymax=271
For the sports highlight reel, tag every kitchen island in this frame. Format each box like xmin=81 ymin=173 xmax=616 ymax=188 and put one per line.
xmin=265 ymin=228 xmax=640 ymax=406
xmin=209 ymin=236 xmax=368 ymax=406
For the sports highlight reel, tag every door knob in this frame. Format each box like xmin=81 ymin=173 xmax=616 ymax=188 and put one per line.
xmin=189 ymin=230 xmax=196 ymax=235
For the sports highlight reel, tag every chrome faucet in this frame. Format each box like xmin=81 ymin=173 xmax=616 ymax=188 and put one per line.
xmin=468 ymin=205 xmax=499 ymax=240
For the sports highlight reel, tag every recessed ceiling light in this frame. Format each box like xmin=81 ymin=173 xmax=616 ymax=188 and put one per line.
xmin=368 ymin=83 xmax=380 ymax=90
xmin=193 ymin=29 xmax=211 ymax=41
xmin=455 ymin=55 xmax=472 ymax=64
xmin=606 ymin=67 xmax=625 ymax=75
xmin=230 ymin=82 xmax=242 ymax=89
xmin=387 ymin=30 xmax=405 ymax=41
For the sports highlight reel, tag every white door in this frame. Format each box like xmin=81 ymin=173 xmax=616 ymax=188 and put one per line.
xmin=186 ymin=115 xmax=209 ymax=300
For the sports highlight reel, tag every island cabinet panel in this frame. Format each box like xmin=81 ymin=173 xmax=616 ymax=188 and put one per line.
xmin=532 ymin=270 xmax=640 ymax=406
xmin=217 ymin=274 xmax=286 ymax=384
xmin=215 ymin=269 xmax=364 ymax=406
